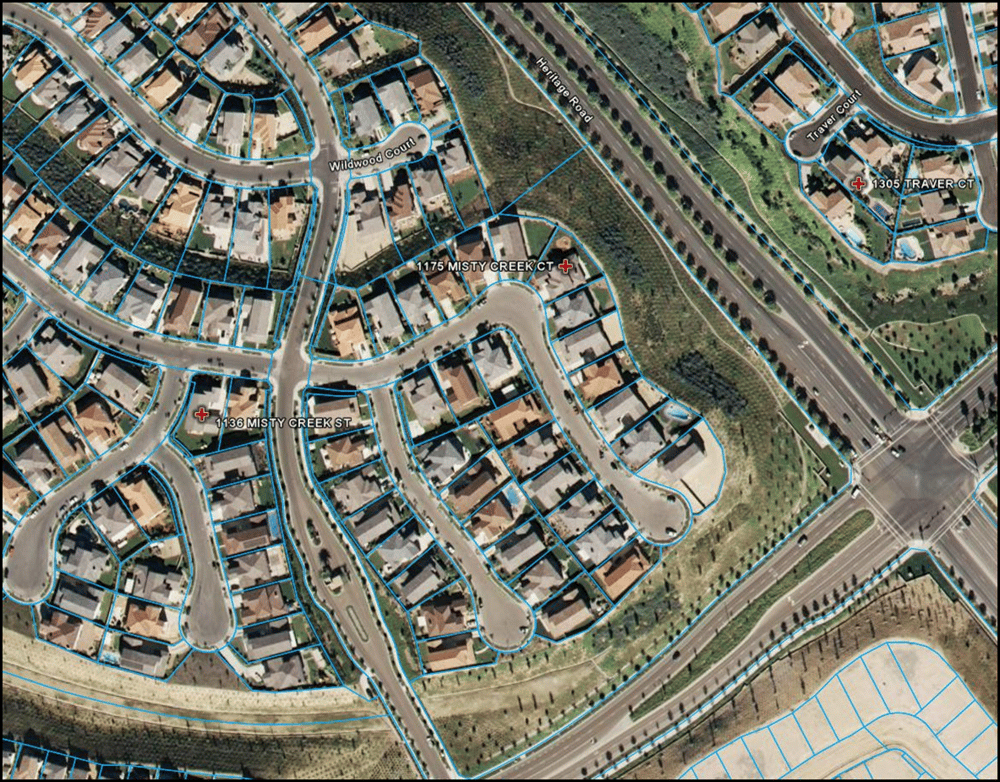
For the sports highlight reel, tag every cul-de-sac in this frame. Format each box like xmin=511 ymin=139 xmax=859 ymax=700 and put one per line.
xmin=2 ymin=3 xmax=996 ymax=779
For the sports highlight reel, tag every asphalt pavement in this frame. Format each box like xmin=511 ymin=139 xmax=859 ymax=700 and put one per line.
xmin=471 ymin=6 xmax=998 ymax=776
xmin=496 ymin=499 xmax=894 ymax=779
xmin=779 ymin=3 xmax=998 ymax=231
xmin=776 ymin=5 xmax=997 ymax=145
xmin=2 ymin=298 xmax=43 ymax=362
xmin=3 ymin=4 xmax=995 ymax=778
xmin=932 ymin=502 xmax=998 ymax=624
xmin=484 ymin=3 xmax=901 ymax=452
xmin=370 ymin=386 xmax=534 ymax=652
xmin=4 ymin=5 xmax=310 ymax=187
xmin=310 ymin=283 xmax=695 ymax=538
xmin=155 ymin=442 xmax=236 ymax=650
xmin=4 ymin=369 xmax=186 ymax=601
xmin=940 ymin=3 xmax=998 ymax=231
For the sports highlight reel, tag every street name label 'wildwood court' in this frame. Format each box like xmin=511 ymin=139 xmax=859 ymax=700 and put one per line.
xmin=328 ymin=137 xmax=417 ymax=171
xmin=536 ymin=57 xmax=593 ymax=123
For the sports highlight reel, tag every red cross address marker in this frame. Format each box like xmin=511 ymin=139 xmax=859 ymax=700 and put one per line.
xmin=850 ymin=176 xmax=866 ymax=192
xmin=558 ymin=258 xmax=574 ymax=274
xmin=194 ymin=407 xmax=209 ymax=422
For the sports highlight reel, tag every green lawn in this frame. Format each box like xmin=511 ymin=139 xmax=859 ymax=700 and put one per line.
xmin=570 ymin=4 xmax=996 ymax=397
xmin=522 ymin=218 xmax=555 ymax=257
xmin=782 ymin=401 xmax=850 ymax=488
xmin=316 ymin=5 xmax=864 ymax=775
xmin=366 ymin=559 xmax=421 ymax=680
xmin=872 ymin=314 xmax=994 ymax=407
xmin=845 ymin=28 xmax=948 ymax=117
xmin=960 ymin=414 xmax=996 ymax=452
xmin=448 ymin=175 xmax=485 ymax=218
xmin=283 ymin=523 xmax=363 ymax=686
xmin=173 ymin=427 xmax=216 ymax=454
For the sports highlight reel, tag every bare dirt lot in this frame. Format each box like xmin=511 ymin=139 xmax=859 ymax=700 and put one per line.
xmin=617 ymin=573 xmax=997 ymax=778
xmin=2 ymin=625 xmax=414 ymax=778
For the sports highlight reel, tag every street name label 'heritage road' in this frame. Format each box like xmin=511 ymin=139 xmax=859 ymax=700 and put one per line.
xmin=328 ymin=137 xmax=417 ymax=171
xmin=536 ymin=57 xmax=593 ymax=123
xmin=805 ymin=89 xmax=862 ymax=141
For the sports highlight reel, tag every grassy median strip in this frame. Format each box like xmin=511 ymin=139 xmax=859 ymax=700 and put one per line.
xmin=631 ymin=509 xmax=874 ymax=721
xmin=285 ymin=534 xmax=362 ymax=686
xmin=781 ymin=401 xmax=850 ymax=489
xmin=365 ymin=559 xmax=422 ymax=681
xmin=572 ymin=4 xmax=996 ymax=401
xmin=960 ymin=416 xmax=997 ymax=452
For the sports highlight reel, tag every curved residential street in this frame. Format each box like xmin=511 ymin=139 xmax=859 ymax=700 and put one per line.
xmin=468 ymin=6 xmax=998 ymax=777
xmin=777 ymin=4 xmax=998 ymax=230
xmin=310 ymin=283 xmax=694 ymax=535
xmin=776 ymin=4 xmax=998 ymax=145
xmin=4 ymin=369 xmax=186 ymax=602
xmin=2 ymin=298 xmax=43 ymax=363
xmin=2 ymin=3 xmax=995 ymax=779
xmin=4 ymin=5 xmax=310 ymax=186
xmin=153 ymin=442 xmax=236 ymax=651
xmin=370 ymin=386 xmax=534 ymax=652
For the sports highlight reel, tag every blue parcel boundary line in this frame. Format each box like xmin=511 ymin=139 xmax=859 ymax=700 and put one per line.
xmin=9 ymin=446 xmax=194 ymax=677
xmin=544 ymin=2 xmax=997 ymax=413
xmin=973 ymin=466 xmax=997 ymax=526
xmin=309 ymin=213 xmax=725 ymax=512
xmin=1 ymin=350 xmax=364 ymax=695
xmin=259 ymin=5 xmax=726 ymax=515
xmin=831 ymin=2 xmax=994 ymax=121
xmin=0 ymin=6 xmax=984 ymax=782
xmin=302 ymin=387 xmax=513 ymax=664
xmin=803 ymin=112 xmax=991 ymax=266
xmin=678 ymin=639 xmax=997 ymax=780
xmin=1 ymin=326 xmax=164 ymax=523
xmin=2 ymin=22 xmax=319 ymax=352
xmin=692 ymin=3 xmax=996 ymax=268
xmin=166 ymin=379 xmax=365 ymax=687
xmin=385 ymin=328 xmax=661 ymax=649
xmin=2 ymin=670 xmax=385 ymax=728
xmin=2 ymin=735 xmax=244 ymax=779
xmin=598 ymin=548 xmax=998 ymax=779
xmin=295 ymin=1 xmax=826 ymax=773
xmin=33 ymin=1 xmax=316 ymax=162
xmin=267 ymin=403 xmax=434 ymax=776
xmin=461 ymin=8 xmax=1000 ymax=778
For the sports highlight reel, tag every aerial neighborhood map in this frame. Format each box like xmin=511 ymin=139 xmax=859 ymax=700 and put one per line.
xmin=2 ymin=2 xmax=997 ymax=779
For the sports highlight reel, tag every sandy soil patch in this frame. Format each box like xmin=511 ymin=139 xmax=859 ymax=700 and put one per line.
xmin=768 ymin=714 xmax=812 ymax=769
xmin=622 ymin=576 xmax=996 ymax=779
xmin=867 ymin=713 xmax=970 ymax=778
xmin=715 ymin=737 xmax=760 ymax=778
xmin=3 ymin=631 xmax=377 ymax=723
xmin=891 ymin=640 xmax=956 ymax=708
xmin=815 ymin=676 xmax=863 ymax=739
xmin=793 ymin=696 xmax=838 ymax=752
xmin=837 ymin=657 xmax=888 ymax=724
xmin=741 ymin=726 xmax=788 ymax=777
xmin=784 ymin=728 xmax=882 ymax=779
xmin=864 ymin=749 xmax=921 ymax=778
xmin=685 ymin=641 xmax=994 ymax=779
